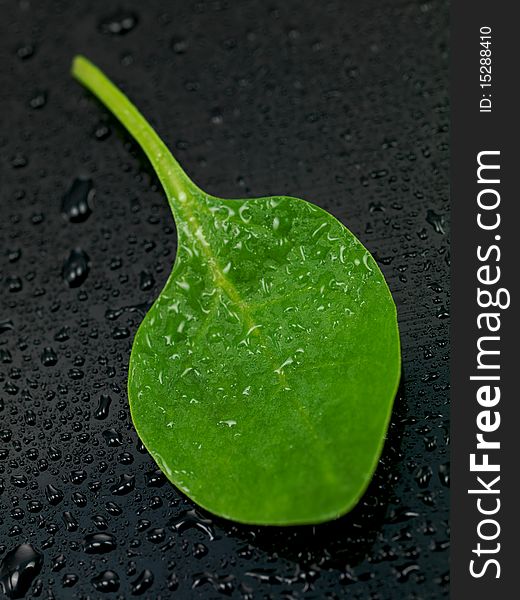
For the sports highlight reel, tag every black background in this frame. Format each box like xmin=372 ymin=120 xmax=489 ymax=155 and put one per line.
xmin=0 ymin=0 xmax=449 ymax=598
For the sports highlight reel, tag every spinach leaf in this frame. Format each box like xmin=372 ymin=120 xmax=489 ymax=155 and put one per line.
xmin=72 ymin=55 xmax=400 ymax=525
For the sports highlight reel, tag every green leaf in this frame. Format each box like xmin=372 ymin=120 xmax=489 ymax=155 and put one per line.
xmin=71 ymin=55 xmax=401 ymax=525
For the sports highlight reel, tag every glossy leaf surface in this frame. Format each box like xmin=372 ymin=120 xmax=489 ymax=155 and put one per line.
xmin=72 ymin=55 xmax=400 ymax=525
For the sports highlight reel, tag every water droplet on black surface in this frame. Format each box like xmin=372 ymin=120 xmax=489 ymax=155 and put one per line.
xmin=11 ymin=475 xmax=27 ymax=488
xmin=193 ymin=572 xmax=235 ymax=595
xmin=167 ymin=572 xmax=179 ymax=591
xmin=83 ymin=533 xmax=117 ymax=554
xmin=99 ymin=11 xmax=138 ymax=35
xmin=29 ymin=91 xmax=47 ymax=109
xmin=139 ymin=270 xmax=155 ymax=291
xmin=54 ymin=327 xmax=69 ymax=342
xmin=0 ymin=320 xmax=15 ymax=334
xmin=386 ymin=507 xmax=420 ymax=524
xmin=105 ymin=307 xmax=124 ymax=321
xmin=62 ymin=511 xmax=78 ymax=532
xmin=171 ymin=36 xmax=188 ymax=54
xmin=169 ymin=508 xmax=215 ymax=541
xmin=93 ymin=123 xmax=111 ymax=140
xmin=10 ymin=154 xmax=27 ymax=169
xmin=136 ymin=439 xmax=147 ymax=454
xmin=26 ymin=501 xmax=42 ymax=513
xmin=7 ymin=248 xmax=21 ymax=263
xmin=0 ymin=544 xmax=43 ymax=599
xmin=92 ymin=515 xmax=108 ymax=530
xmin=414 ymin=465 xmax=433 ymax=488
xmin=102 ymin=428 xmax=122 ymax=446
xmin=144 ymin=469 xmax=166 ymax=488
xmin=426 ymin=209 xmax=445 ymax=234
xmin=11 ymin=508 xmax=24 ymax=520
xmin=70 ymin=469 xmax=87 ymax=485
xmin=48 ymin=446 xmax=61 ymax=460
xmin=131 ymin=569 xmax=154 ymax=596
xmin=62 ymin=249 xmax=90 ymax=288
xmin=192 ymin=542 xmax=208 ymax=558
xmin=51 ymin=554 xmax=66 ymax=572
xmin=45 ymin=484 xmax=63 ymax=506
xmin=422 ymin=434 xmax=437 ymax=452
xmin=118 ymin=452 xmax=133 ymax=465
xmin=136 ymin=519 xmax=150 ymax=532
xmin=91 ymin=570 xmax=120 ymax=593
xmin=105 ymin=501 xmax=122 ymax=516
xmin=62 ymin=573 xmax=78 ymax=588
xmin=112 ymin=326 xmax=130 ymax=339
xmin=16 ymin=43 xmax=35 ymax=59
xmin=438 ymin=462 xmax=450 ymax=487
xmin=245 ymin=568 xmax=281 ymax=585
xmin=40 ymin=347 xmax=57 ymax=367
xmin=71 ymin=492 xmax=87 ymax=508
xmin=436 ymin=305 xmax=449 ymax=319
xmin=93 ymin=394 xmax=112 ymax=420
xmin=7 ymin=277 xmax=23 ymax=292
xmin=146 ymin=528 xmax=165 ymax=544
xmin=61 ymin=178 xmax=94 ymax=223
xmin=110 ymin=473 xmax=135 ymax=496
xmin=395 ymin=562 xmax=420 ymax=582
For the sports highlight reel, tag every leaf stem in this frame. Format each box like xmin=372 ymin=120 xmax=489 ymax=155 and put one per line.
xmin=71 ymin=55 xmax=197 ymax=220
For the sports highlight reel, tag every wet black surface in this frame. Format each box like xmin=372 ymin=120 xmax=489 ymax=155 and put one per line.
xmin=0 ymin=0 xmax=449 ymax=598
